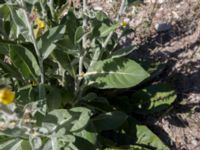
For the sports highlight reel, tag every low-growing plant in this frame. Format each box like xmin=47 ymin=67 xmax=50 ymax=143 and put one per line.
xmin=0 ymin=0 xmax=176 ymax=149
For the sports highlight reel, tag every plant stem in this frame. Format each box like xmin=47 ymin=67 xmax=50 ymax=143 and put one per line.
xmin=89 ymin=0 xmax=126 ymax=67
xmin=76 ymin=0 xmax=87 ymax=89
xmin=74 ymin=0 xmax=87 ymax=104
xmin=116 ymin=0 xmax=126 ymax=21
xmin=39 ymin=0 xmax=47 ymax=21
xmin=102 ymin=0 xmax=126 ymax=48
xmin=79 ymin=0 xmax=87 ymax=77
xmin=20 ymin=0 xmax=45 ymax=100
xmin=48 ymin=0 xmax=57 ymax=20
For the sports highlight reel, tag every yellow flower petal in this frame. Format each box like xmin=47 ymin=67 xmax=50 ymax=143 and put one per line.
xmin=0 ymin=88 xmax=15 ymax=105
xmin=121 ymin=18 xmax=130 ymax=27
xmin=122 ymin=21 xmax=128 ymax=27
xmin=34 ymin=18 xmax=46 ymax=38
xmin=35 ymin=18 xmax=46 ymax=29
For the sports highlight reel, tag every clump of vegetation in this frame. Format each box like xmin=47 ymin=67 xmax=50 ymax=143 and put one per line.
xmin=0 ymin=0 xmax=176 ymax=149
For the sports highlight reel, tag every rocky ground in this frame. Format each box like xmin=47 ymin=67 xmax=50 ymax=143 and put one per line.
xmin=87 ymin=0 xmax=200 ymax=149
xmin=129 ymin=1 xmax=200 ymax=149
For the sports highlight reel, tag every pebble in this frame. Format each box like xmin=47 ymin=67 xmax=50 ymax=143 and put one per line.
xmin=155 ymin=22 xmax=172 ymax=32
xmin=144 ymin=0 xmax=165 ymax=4
xmin=93 ymin=6 xmax=103 ymax=11
xmin=191 ymin=139 xmax=198 ymax=146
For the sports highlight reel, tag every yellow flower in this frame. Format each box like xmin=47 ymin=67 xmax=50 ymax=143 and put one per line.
xmin=0 ymin=88 xmax=15 ymax=105
xmin=122 ymin=22 xmax=127 ymax=27
xmin=34 ymin=18 xmax=46 ymax=38
xmin=121 ymin=18 xmax=130 ymax=28
xmin=35 ymin=18 xmax=46 ymax=29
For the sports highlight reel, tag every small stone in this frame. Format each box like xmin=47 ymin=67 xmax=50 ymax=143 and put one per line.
xmin=172 ymin=11 xmax=180 ymax=19
xmin=155 ymin=23 xmax=172 ymax=32
xmin=144 ymin=0 xmax=165 ymax=4
xmin=131 ymin=6 xmax=137 ymax=15
xmin=191 ymin=139 xmax=198 ymax=146
xmin=93 ymin=6 xmax=103 ymax=11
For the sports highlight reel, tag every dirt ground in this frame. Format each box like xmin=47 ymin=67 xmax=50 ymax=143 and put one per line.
xmin=87 ymin=0 xmax=200 ymax=149
xmin=148 ymin=10 xmax=200 ymax=149
xmin=129 ymin=1 xmax=200 ymax=149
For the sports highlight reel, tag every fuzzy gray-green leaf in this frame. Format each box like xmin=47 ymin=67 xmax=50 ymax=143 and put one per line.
xmin=85 ymin=58 xmax=149 ymax=89
xmin=9 ymin=45 xmax=41 ymax=80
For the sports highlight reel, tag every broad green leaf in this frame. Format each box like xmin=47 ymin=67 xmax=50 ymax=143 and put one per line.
xmin=0 ymin=139 xmax=30 ymax=150
xmin=99 ymin=23 xmax=119 ymax=37
xmin=43 ymin=107 xmax=91 ymax=133
xmin=0 ymin=59 xmax=20 ymax=78
xmin=42 ymin=140 xmax=52 ymax=150
xmin=0 ymin=77 xmax=12 ymax=86
xmin=96 ymin=11 xmax=108 ymax=21
xmin=46 ymin=86 xmax=62 ymax=111
xmin=24 ymin=0 xmax=38 ymax=5
xmin=63 ymin=10 xmax=79 ymax=43
xmin=0 ymin=44 xmax=9 ymax=55
xmin=104 ymin=145 xmax=149 ymax=150
xmin=82 ymin=93 xmax=113 ymax=112
xmin=0 ymin=127 xmax=27 ymax=138
xmin=0 ymin=5 xmax=10 ymax=38
xmin=70 ymin=107 xmax=91 ymax=132
xmin=44 ymin=109 xmax=72 ymax=125
xmin=37 ymin=25 xmax=66 ymax=59
xmin=56 ymin=37 xmax=79 ymax=57
xmin=16 ymin=85 xmax=34 ymax=106
xmin=92 ymin=111 xmax=128 ymax=131
xmin=84 ymin=58 xmax=149 ymax=89
xmin=74 ymin=26 xmax=84 ymax=44
xmin=137 ymin=60 xmax=166 ymax=79
xmin=131 ymin=83 xmax=176 ymax=114
xmin=112 ymin=46 xmax=137 ymax=58
xmin=9 ymin=45 xmax=41 ymax=80
xmin=28 ymin=101 xmax=47 ymax=126
xmin=29 ymin=136 xmax=42 ymax=149
xmin=0 ymin=139 xmax=21 ymax=150
xmin=44 ymin=134 xmax=76 ymax=150
xmin=0 ymin=4 xmax=9 ymax=19
xmin=135 ymin=123 xmax=169 ymax=150
xmin=0 ymin=135 xmax=11 ymax=143
xmin=0 ymin=22 xmax=8 ymax=39
xmin=120 ymin=118 xmax=169 ymax=150
xmin=43 ymin=138 xmax=76 ymax=150
xmin=52 ymin=49 xmax=76 ymax=78
xmin=73 ymin=136 xmax=95 ymax=150
xmin=57 ymin=132 xmax=75 ymax=142
xmin=19 ymin=140 xmax=32 ymax=150
xmin=42 ymin=111 xmax=71 ymax=133
xmin=47 ymin=0 xmax=56 ymax=20
xmin=56 ymin=36 xmax=75 ymax=52
xmin=73 ymin=122 xmax=97 ymax=145
xmin=7 ymin=4 xmax=31 ymax=41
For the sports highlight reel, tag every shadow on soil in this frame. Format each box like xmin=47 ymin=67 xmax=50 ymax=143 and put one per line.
xmin=127 ymin=21 xmax=200 ymax=149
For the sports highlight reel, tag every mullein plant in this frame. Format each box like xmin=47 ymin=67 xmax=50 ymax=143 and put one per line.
xmin=0 ymin=0 xmax=176 ymax=149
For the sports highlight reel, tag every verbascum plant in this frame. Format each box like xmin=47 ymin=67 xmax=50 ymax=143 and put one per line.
xmin=0 ymin=0 xmax=175 ymax=149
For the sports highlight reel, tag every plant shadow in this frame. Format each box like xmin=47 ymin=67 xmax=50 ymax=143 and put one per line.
xmin=126 ymin=16 xmax=200 ymax=149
